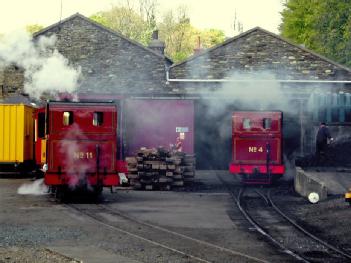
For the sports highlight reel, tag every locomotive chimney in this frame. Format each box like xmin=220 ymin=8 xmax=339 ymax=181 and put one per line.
xmin=148 ymin=30 xmax=165 ymax=55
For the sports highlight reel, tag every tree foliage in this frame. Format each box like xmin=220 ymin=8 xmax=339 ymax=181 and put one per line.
xmin=90 ymin=6 xmax=153 ymax=45
xmin=280 ymin=0 xmax=351 ymax=66
xmin=158 ymin=6 xmax=195 ymax=62
xmin=26 ymin=24 xmax=44 ymax=34
xmin=158 ymin=7 xmax=225 ymax=62
xmin=90 ymin=1 xmax=225 ymax=62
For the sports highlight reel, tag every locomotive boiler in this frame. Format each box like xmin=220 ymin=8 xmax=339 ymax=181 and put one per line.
xmin=229 ymin=111 xmax=285 ymax=184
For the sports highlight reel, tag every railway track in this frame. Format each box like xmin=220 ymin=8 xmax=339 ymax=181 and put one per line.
xmin=66 ymin=202 xmax=269 ymax=263
xmin=262 ymin=189 xmax=351 ymax=261
xmin=217 ymin=174 xmax=351 ymax=263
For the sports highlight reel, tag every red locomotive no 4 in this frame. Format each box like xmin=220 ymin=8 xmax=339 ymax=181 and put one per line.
xmin=229 ymin=111 xmax=285 ymax=184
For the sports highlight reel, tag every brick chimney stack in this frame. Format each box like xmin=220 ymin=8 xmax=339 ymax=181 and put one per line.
xmin=148 ymin=30 xmax=165 ymax=55
xmin=0 ymin=70 xmax=4 ymax=98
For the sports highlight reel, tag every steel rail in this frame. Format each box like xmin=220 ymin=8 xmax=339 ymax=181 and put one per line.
xmin=267 ymin=189 xmax=351 ymax=261
xmin=100 ymin=204 xmax=269 ymax=263
xmin=216 ymin=175 xmax=310 ymax=263
xmin=236 ymin=188 xmax=310 ymax=263
xmin=66 ymin=204 xmax=211 ymax=263
xmin=253 ymin=189 xmax=270 ymax=206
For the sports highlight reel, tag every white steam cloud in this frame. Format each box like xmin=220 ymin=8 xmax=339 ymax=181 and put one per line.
xmin=17 ymin=179 xmax=48 ymax=195
xmin=199 ymin=71 xmax=290 ymax=142
xmin=0 ymin=30 xmax=81 ymax=99
xmin=59 ymin=124 xmax=92 ymax=190
xmin=205 ymin=71 xmax=289 ymax=117
xmin=192 ymin=69 xmax=299 ymax=169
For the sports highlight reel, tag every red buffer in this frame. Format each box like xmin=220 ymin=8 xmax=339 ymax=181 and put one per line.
xmin=229 ymin=111 xmax=285 ymax=184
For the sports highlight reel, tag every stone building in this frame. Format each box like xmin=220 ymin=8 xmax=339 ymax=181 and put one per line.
xmin=1 ymin=15 xmax=351 ymax=169
xmin=170 ymin=27 xmax=351 ymax=83
xmin=0 ymin=13 xmax=171 ymax=96
xmin=168 ymin=27 xmax=351 ymax=168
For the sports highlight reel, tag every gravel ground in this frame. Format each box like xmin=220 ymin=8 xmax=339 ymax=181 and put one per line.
xmin=0 ymin=179 xmax=86 ymax=263
xmin=292 ymin=135 xmax=351 ymax=250
xmin=272 ymin=185 xmax=351 ymax=253
xmin=3 ymin=172 xmax=351 ymax=262
xmin=0 ymin=225 xmax=83 ymax=247
xmin=0 ymin=247 xmax=80 ymax=263
xmin=0 ymin=174 xmax=294 ymax=263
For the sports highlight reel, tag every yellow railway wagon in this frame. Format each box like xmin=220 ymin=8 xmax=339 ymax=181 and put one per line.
xmin=0 ymin=104 xmax=35 ymax=169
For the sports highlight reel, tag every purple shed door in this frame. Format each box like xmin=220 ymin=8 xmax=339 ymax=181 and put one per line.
xmin=125 ymin=99 xmax=194 ymax=155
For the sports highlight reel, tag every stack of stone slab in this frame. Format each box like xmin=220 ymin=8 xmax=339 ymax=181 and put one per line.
xmin=126 ymin=147 xmax=195 ymax=190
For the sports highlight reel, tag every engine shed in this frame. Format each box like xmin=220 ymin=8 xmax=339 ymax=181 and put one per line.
xmin=1 ymin=14 xmax=351 ymax=170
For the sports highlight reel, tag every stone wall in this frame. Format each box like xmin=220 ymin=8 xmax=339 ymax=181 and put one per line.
xmin=0 ymin=66 xmax=24 ymax=96
xmin=34 ymin=15 xmax=171 ymax=94
xmin=295 ymin=167 xmax=328 ymax=202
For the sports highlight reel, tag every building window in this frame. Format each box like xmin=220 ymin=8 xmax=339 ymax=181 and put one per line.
xmin=63 ymin=112 xmax=73 ymax=126
xmin=331 ymin=108 xmax=339 ymax=122
xmin=263 ymin=118 xmax=272 ymax=129
xmin=93 ymin=112 xmax=103 ymax=126
xmin=243 ymin=118 xmax=251 ymax=129
xmin=312 ymin=92 xmax=351 ymax=123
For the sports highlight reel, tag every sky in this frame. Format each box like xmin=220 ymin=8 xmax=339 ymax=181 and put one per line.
xmin=0 ymin=0 xmax=285 ymax=37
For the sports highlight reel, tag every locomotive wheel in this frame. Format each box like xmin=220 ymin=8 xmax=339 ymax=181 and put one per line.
xmin=53 ymin=186 xmax=69 ymax=202
xmin=92 ymin=186 xmax=103 ymax=197
xmin=271 ymin=174 xmax=283 ymax=185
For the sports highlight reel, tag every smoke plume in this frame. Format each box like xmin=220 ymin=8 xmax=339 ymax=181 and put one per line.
xmin=0 ymin=30 xmax=81 ymax=99
xmin=205 ymin=71 xmax=290 ymax=115
xmin=17 ymin=179 xmax=48 ymax=195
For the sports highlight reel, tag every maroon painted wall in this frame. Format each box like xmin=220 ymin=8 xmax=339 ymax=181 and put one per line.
xmin=125 ymin=99 xmax=194 ymax=155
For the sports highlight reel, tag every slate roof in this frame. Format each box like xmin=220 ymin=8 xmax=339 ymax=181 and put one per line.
xmin=30 ymin=13 xmax=171 ymax=94
xmin=170 ymin=27 xmax=351 ymax=80
xmin=33 ymin=13 xmax=172 ymax=64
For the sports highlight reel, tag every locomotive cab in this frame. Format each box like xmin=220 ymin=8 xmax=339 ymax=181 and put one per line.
xmin=43 ymin=101 xmax=121 ymax=196
xmin=229 ymin=111 xmax=285 ymax=184
xmin=34 ymin=107 xmax=47 ymax=172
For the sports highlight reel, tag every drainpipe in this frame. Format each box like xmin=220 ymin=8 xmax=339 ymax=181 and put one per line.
xmin=299 ymin=100 xmax=304 ymax=157
xmin=166 ymin=68 xmax=170 ymax=84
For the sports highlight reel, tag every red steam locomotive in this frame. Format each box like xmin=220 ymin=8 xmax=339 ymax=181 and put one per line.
xmin=34 ymin=101 xmax=125 ymax=197
xmin=229 ymin=111 xmax=285 ymax=184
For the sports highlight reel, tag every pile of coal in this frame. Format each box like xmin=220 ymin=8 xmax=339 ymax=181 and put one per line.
xmin=296 ymin=137 xmax=351 ymax=168
xmin=126 ymin=147 xmax=196 ymax=190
